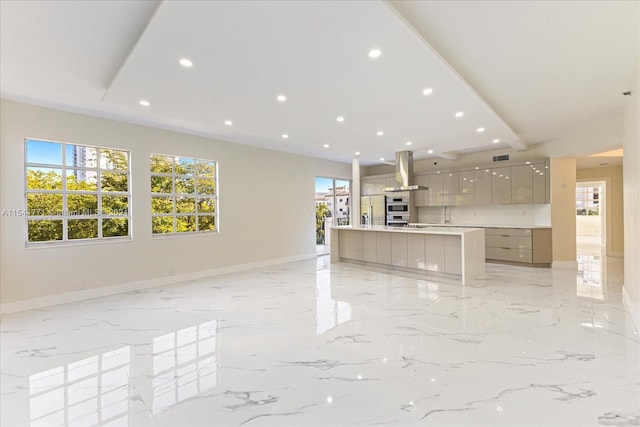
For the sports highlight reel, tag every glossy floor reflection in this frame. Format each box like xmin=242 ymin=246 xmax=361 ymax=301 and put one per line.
xmin=1 ymin=252 xmax=638 ymax=426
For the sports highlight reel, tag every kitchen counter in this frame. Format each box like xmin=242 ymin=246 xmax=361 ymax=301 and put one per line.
xmin=408 ymin=223 xmax=551 ymax=229
xmin=330 ymin=225 xmax=485 ymax=285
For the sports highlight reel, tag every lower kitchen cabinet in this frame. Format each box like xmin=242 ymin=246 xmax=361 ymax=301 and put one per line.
xmin=444 ymin=235 xmax=462 ymax=275
xmin=376 ymin=232 xmax=392 ymax=264
xmin=363 ymin=231 xmax=377 ymax=262
xmin=391 ymin=233 xmax=408 ymax=267
xmin=407 ymin=234 xmax=425 ymax=269
xmin=424 ymin=234 xmax=445 ymax=272
xmin=485 ymin=228 xmax=551 ymax=266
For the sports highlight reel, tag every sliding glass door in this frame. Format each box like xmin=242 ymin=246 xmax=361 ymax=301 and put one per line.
xmin=315 ymin=177 xmax=351 ymax=256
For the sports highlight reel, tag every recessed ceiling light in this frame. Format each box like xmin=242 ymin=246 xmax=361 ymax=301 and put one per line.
xmin=492 ymin=139 xmax=500 ymax=143
xmin=455 ymin=111 xmax=464 ymax=118
xmin=277 ymin=94 xmax=286 ymax=102
xmin=224 ymin=120 xmax=232 ymax=126
xmin=437 ymin=171 xmax=441 ymax=174
xmin=380 ymin=157 xmax=385 ymax=161
xmin=422 ymin=88 xmax=433 ymax=96
xmin=427 ymin=149 xmax=434 ymax=154
xmin=355 ymin=151 xmax=360 ymax=156
xmin=336 ymin=116 xmax=345 ymax=122
xmin=323 ymin=144 xmax=330 ymax=148
xmin=526 ymin=161 xmax=531 ymax=164
xmin=477 ymin=127 xmax=485 ymax=133
xmin=179 ymin=58 xmax=193 ymax=68
xmin=368 ymin=48 xmax=381 ymax=59
xmin=475 ymin=166 xmax=480 ymax=170
xmin=377 ymin=131 xmax=384 ymax=136
xmin=282 ymin=134 xmax=288 ymax=139
xmin=139 ymin=100 xmax=150 ymax=107
xmin=406 ymin=141 xmax=412 ymax=146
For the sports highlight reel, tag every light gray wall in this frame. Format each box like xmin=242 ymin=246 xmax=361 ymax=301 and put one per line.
xmin=0 ymin=100 xmax=351 ymax=304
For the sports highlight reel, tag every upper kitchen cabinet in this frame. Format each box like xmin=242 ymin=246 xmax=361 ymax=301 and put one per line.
xmin=474 ymin=168 xmax=492 ymax=205
xmin=443 ymin=172 xmax=460 ymax=206
xmin=362 ymin=175 xmax=398 ymax=195
xmin=428 ymin=173 xmax=444 ymax=206
xmin=491 ymin=166 xmax=512 ymax=204
xmin=511 ymin=165 xmax=533 ymax=204
xmin=459 ymin=170 xmax=475 ymax=205
xmin=413 ymin=175 xmax=430 ymax=206
xmin=532 ymin=162 xmax=550 ymax=204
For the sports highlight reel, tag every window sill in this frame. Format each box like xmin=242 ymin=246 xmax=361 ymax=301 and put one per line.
xmin=151 ymin=230 xmax=220 ymax=240
xmin=25 ymin=236 xmax=133 ymax=249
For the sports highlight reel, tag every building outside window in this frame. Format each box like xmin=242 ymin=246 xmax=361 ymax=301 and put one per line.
xmin=24 ymin=139 xmax=130 ymax=244
xmin=150 ymin=154 xmax=217 ymax=235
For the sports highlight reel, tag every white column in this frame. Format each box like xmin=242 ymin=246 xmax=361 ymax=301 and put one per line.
xmin=351 ymin=155 xmax=361 ymax=227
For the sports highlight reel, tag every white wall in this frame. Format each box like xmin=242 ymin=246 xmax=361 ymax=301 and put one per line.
xmin=622 ymin=60 xmax=640 ymax=332
xmin=0 ymin=100 xmax=351 ymax=307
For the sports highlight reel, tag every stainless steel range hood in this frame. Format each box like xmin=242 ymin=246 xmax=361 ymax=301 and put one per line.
xmin=384 ymin=151 xmax=428 ymax=192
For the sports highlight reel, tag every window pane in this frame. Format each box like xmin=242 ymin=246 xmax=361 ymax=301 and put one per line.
xmin=100 ymin=149 xmax=129 ymax=170
xmin=103 ymin=218 xmax=128 ymax=237
xmin=198 ymin=215 xmax=215 ymax=232
xmin=197 ymin=198 xmax=215 ymax=213
xmin=151 ymin=176 xmax=173 ymax=193
xmin=175 ymin=158 xmax=195 ymax=175
xmin=68 ymin=194 xmax=98 ymax=215
xmin=175 ymin=177 xmax=195 ymax=194
xmin=152 ymin=196 xmax=174 ymax=214
xmin=176 ymin=197 xmax=195 ymax=213
xmin=26 ymin=140 xmax=62 ymax=165
xmin=196 ymin=178 xmax=215 ymax=195
xmin=150 ymin=155 xmax=173 ymax=174
xmin=152 ymin=216 xmax=174 ymax=234
xmin=68 ymin=219 xmax=98 ymax=240
xmin=66 ymin=145 xmax=97 ymax=168
xmin=176 ymin=216 xmax=196 ymax=232
xmin=102 ymin=196 xmax=128 ymax=216
xmin=28 ymin=220 xmax=63 ymax=242
xmin=27 ymin=193 xmax=63 ymax=216
xmin=101 ymin=172 xmax=128 ymax=192
xmin=196 ymin=161 xmax=215 ymax=177
xmin=66 ymin=170 xmax=98 ymax=191
xmin=26 ymin=168 xmax=63 ymax=190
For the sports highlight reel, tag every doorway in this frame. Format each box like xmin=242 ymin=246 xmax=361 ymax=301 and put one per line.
xmin=315 ymin=177 xmax=351 ymax=256
xmin=576 ymin=180 xmax=606 ymax=250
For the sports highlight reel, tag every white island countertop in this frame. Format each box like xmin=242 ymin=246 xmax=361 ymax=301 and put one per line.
xmin=408 ymin=223 xmax=552 ymax=229
xmin=332 ymin=225 xmax=483 ymax=235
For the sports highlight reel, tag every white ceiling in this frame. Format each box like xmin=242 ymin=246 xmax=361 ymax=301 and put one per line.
xmin=1 ymin=1 xmax=638 ymax=166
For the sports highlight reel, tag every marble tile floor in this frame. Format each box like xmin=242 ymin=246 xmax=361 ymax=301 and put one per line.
xmin=1 ymin=251 xmax=638 ymax=426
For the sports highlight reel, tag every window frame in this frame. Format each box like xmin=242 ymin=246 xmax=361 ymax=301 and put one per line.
xmin=150 ymin=153 xmax=219 ymax=236
xmin=23 ymin=138 xmax=132 ymax=246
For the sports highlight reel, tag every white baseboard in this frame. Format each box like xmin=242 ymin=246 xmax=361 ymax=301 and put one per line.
xmin=552 ymin=261 xmax=578 ymax=269
xmin=622 ymin=285 xmax=639 ymax=335
xmin=0 ymin=253 xmax=316 ymax=315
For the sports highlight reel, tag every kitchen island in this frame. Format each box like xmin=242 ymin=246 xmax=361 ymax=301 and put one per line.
xmin=330 ymin=225 xmax=485 ymax=285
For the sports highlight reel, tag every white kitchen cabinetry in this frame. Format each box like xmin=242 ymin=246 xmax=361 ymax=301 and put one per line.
xmin=424 ymin=234 xmax=445 ymax=272
xmin=474 ymin=168 xmax=492 ymax=205
xmin=361 ymin=175 xmax=392 ymax=195
xmin=511 ymin=165 xmax=533 ymax=204
xmin=532 ymin=163 xmax=549 ymax=204
xmin=491 ymin=166 xmax=512 ymax=204
xmin=338 ymin=229 xmax=350 ymax=258
xmin=444 ymin=235 xmax=462 ymax=275
xmin=443 ymin=172 xmax=460 ymax=206
xmin=459 ymin=170 xmax=475 ymax=205
xmin=391 ymin=233 xmax=408 ymax=267
xmin=429 ymin=174 xmax=444 ymax=206
xmin=363 ymin=231 xmax=377 ymax=262
xmin=485 ymin=227 xmax=552 ymax=266
xmin=413 ymin=175 xmax=430 ymax=207
xmin=349 ymin=230 xmax=363 ymax=260
xmin=376 ymin=232 xmax=392 ymax=264
xmin=407 ymin=234 xmax=425 ymax=269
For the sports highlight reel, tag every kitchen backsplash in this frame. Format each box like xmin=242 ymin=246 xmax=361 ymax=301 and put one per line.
xmin=417 ymin=204 xmax=551 ymax=226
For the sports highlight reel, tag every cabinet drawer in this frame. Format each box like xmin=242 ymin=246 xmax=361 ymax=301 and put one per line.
xmin=485 ymin=228 xmax=532 ymax=237
xmin=486 ymin=235 xmax=532 ymax=250
xmin=486 ymin=247 xmax=532 ymax=263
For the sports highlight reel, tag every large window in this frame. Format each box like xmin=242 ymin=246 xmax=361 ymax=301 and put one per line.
xmin=24 ymin=139 xmax=130 ymax=244
xmin=150 ymin=154 xmax=217 ymax=235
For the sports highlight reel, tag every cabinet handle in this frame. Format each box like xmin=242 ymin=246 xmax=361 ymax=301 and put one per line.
xmin=501 ymin=235 xmax=510 ymax=237
xmin=501 ymin=247 xmax=510 ymax=250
